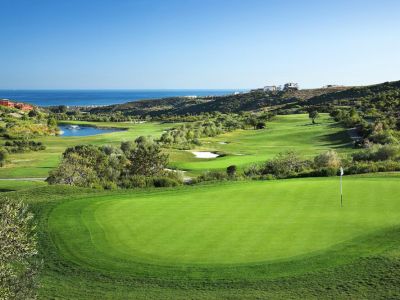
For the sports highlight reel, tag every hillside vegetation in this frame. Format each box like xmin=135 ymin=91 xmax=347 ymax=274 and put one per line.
xmin=89 ymin=86 xmax=351 ymax=116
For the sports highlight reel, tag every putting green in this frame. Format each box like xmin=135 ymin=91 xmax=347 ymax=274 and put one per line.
xmin=49 ymin=176 xmax=400 ymax=269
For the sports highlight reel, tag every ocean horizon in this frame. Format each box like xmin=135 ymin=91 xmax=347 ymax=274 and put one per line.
xmin=0 ymin=89 xmax=243 ymax=107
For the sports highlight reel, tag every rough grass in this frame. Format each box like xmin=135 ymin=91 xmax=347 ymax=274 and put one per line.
xmin=2 ymin=174 xmax=398 ymax=299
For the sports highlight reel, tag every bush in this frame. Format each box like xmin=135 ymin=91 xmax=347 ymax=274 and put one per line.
xmin=120 ymin=175 xmax=148 ymax=188
xmin=0 ymin=148 xmax=8 ymax=167
xmin=226 ymin=165 xmax=237 ymax=177
xmin=152 ymin=177 xmax=180 ymax=187
xmin=314 ymin=150 xmax=341 ymax=169
xmin=345 ymin=160 xmax=400 ymax=174
xmin=263 ymin=151 xmax=309 ymax=178
xmin=243 ymin=164 xmax=263 ymax=177
xmin=308 ymin=167 xmax=338 ymax=177
xmin=4 ymin=140 xmax=46 ymax=153
xmin=352 ymin=144 xmax=400 ymax=162
xmin=197 ymin=171 xmax=228 ymax=182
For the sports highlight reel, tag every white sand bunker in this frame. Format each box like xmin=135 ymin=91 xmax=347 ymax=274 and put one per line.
xmin=218 ymin=141 xmax=228 ymax=144
xmin=192 ymin=151 xmax=220 ymax=159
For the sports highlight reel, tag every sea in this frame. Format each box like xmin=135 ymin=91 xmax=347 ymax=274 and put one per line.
xmin=0 ymin=89 xmax=242 ymax=107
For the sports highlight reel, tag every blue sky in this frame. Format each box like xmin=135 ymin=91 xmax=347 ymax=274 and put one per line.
xmin=1 ymin=0 xmax=399 ymax=89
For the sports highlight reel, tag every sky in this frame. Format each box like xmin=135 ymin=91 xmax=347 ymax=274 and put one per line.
xmin=0 ymin=0 xmax=399 ymax=89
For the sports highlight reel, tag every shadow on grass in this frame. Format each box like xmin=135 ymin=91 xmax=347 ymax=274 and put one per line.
xmin=319 ymin=123 xmax=353 ymax=149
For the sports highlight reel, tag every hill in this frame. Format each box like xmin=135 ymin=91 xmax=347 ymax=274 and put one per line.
xmin=89 ymin=86 xmax=351 ymax=116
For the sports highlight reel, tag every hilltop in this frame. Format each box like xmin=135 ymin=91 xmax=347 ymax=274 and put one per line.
xmin=89 ymin=85 xmax=351 ymax=116
xmin=88 ymin=80 xmax=400 ymax=117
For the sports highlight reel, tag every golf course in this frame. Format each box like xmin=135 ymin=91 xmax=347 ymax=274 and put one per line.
xmin=0 ymin=114 xmax=353 ymax=179
xmin=2 ymin=111 xmax=400 ymax=299
xmin=12 ymin=173 xmax=400 ymax=299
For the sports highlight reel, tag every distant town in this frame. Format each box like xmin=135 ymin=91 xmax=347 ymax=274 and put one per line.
xmin=0 ymin=99 xmax=33 ymax=111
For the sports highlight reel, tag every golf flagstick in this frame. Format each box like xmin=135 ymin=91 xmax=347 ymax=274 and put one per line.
xmin=340 ymin=167 xmax=344 ymax=207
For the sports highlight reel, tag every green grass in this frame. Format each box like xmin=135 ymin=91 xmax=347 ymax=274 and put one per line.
xmin=48 ymin=176 xmax=400 ymax=267
xmin=0 ymin=121 xmax=173 ymax=179
xmin=0 ymin=180 xmax=46 ymax=192
xmin=169 ymin=114 xmax=352 ymax=174
xmin=2 ymin=174 xmax=400 ymax=299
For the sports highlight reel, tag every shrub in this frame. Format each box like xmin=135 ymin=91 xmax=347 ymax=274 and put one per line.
xmin=197 ymin=171 xmax=228 ymax=182
xmin=345 ymin=160 xmax=400 ymax=174
xmin=243 ymin=164 xmax=263 ymax=177
xmin=120 ymin=175 xmax=148 ymax=188
xmin=152 ymin=177 xmax=180 ymax=187
xmin=352 ymin=144 xmax=400 ymax=162
xmin=308 ymin=167 xmax=338 ymax=177
xmin=263 ymin=151 xmax=309 ymax=178
xmin=0 ymin=148 xmax=8 ymax=167
xmin=314 ymin=150 xmax=341 ymax=169
xmin=226 ymin=165 xmax=237 ymax=177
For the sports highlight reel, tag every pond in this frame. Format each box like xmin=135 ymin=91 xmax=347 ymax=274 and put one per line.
xmin=58 ymin=124 xmax=125 ymax=137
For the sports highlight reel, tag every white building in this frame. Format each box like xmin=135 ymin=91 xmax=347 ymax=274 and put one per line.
xmin=283 ymin=82 xmax=299 ymax=91
xmin=263 ymin=85 xmax=277 ymax=92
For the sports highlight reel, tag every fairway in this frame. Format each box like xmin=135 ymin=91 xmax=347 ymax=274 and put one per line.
xmin=169 ymin=114 xmax=352 ymax=173
xmin=49 ymin=175 xmax=400 ymax=270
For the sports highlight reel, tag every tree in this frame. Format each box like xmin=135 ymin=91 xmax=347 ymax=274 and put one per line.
xmin=28 ymin=110 xmax=39 ymax=118
xmin=47 ymin=144 xmax=126 ymax=188
xmin=47 ymin=117 xmax=57 ymax=128
xmin=0 ymin=199 xmax=39 ymax=299
xmin=58 ymin=105 xmax=68 ymax=113
xmin=309 ymin=110 xmax=319 ymax=124
xmin=127 ymin=136 xmax=169 ymax=176
xmin=245 ymin=116 xmax=258 ymax=129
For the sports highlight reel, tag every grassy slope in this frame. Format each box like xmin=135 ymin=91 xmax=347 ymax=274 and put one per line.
xmin=0 ymin=122 xmax=173 ymax=178
xmin=2 ymin=174 xmax=399 ymax=299
xmin=170 ymin=114 xmax=352 ymax=174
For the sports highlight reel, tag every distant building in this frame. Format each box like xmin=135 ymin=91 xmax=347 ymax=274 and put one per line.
xmin=15 ymin=102 xmax=34 ymax=111
xmin=263 ymin=85 xmax=277 ymax=92
xmin=283 ymin=83 xmax=299 ymax=91
xmin=0 ymin=99 xmax=33 ymax=111
xmin=0 ymin=99 xmax=15 ymax=108
xmin=323 ymin=84 xmax=343 ymax=88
